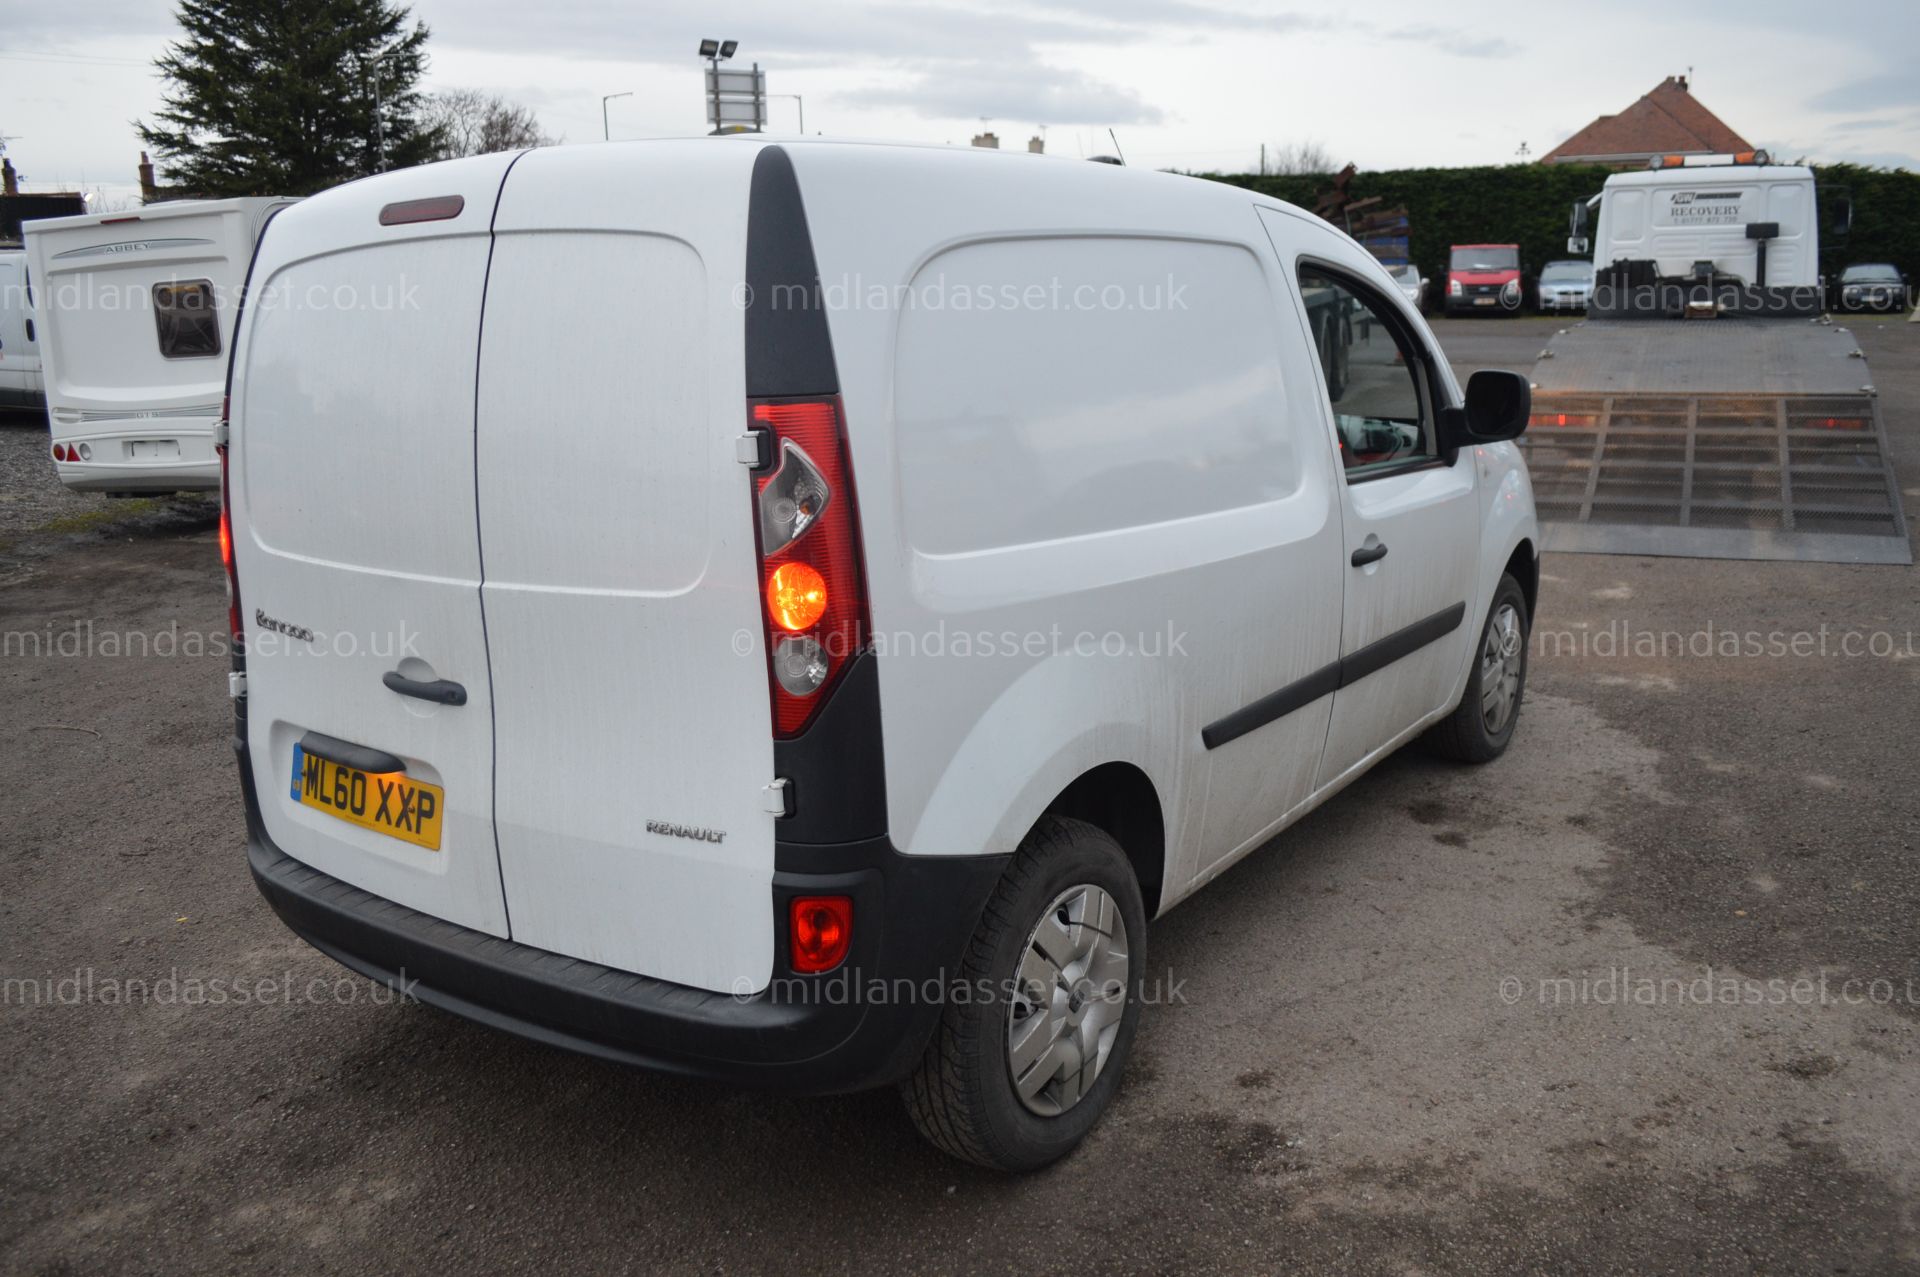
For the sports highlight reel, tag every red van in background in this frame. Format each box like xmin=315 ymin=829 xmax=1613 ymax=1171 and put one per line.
xmin=1445 ymin=244 xmax=1525 ymax=315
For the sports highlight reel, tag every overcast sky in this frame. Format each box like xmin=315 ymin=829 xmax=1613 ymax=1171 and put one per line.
xmin=5 ymin=0 xmax=1917 ymax=204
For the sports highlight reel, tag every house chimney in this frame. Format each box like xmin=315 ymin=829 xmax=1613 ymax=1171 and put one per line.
xmin=1 ymin=158 xmax=16 ymax=197
xmin=1028 ymin=135 xmax=1044 ymax=154
xmin=1674 ymin=74 xmax=1688 ymax=91
xmin=971 ymin=131 xmax=999 ymax=149
xmin=138 ymin=151 xmax=157 ymax=204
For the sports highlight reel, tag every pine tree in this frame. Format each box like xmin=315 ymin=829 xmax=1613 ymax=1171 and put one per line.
xmin=137 ymin=0 xmax=443 ymax=198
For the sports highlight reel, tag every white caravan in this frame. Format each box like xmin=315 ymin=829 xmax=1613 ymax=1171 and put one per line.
xmin=0 ymin=247 xmax=43 ymax=410
xmin=25 ymin=197 xmax=294 ymax=492
xmin=228 ymin=140 xmax=1539 ymax=1171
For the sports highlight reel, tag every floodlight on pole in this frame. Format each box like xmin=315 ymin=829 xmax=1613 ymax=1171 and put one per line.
xmin=601 ymin=91 xmax=633 ymax=141
xmin=701 ymin=38 xmax=744 ymax=134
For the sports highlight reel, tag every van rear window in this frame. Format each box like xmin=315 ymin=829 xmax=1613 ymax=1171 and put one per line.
xmin=153 ymin=280 xmax=220 ymax=359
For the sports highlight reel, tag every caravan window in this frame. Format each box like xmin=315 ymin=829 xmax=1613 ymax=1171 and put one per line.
xmin=153 ymin=280 xmax=221 ymax=359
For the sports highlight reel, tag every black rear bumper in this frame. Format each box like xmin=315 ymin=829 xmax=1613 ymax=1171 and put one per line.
xmin=248 ymin=833 xmax=1006 ymax=1092
xmin=238 ymin=723 xmax=1007 ymax=1094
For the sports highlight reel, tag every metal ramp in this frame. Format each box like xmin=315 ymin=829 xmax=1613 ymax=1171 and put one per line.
xmin=1520 ymin=322 xmax=1912 ymax=564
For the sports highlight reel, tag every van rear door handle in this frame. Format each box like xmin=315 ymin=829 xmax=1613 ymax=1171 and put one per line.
xmin=1351 ymin=543 xmax=1389 ymax=567
xmin=382 ymin=671 xmax=468 ymax=706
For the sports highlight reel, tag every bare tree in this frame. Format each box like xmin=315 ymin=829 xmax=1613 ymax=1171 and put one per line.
xmin=424 ymin=88 xmax=557 ymax=160
xmin=1263 ymin=140 xmax=1337 ymax=175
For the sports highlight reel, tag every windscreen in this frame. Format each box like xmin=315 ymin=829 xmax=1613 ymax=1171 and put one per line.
xmin=1842 ymin=264 xmax=1900 ymax=282
xmin=1540 ymin=262 xmax=1591 ymax=282
xmin=1451 ymin=247 xmax=1519 ymax=272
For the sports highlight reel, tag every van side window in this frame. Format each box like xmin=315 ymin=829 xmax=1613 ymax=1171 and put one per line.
xmin=153 ymin=280 xmax=221 ymax=359
xmin=1297 ymin=266 xmax=1429 ymax=476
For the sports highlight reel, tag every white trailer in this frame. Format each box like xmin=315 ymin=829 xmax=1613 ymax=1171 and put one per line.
xmin=25 ymin=197 xmax=294 ymax=493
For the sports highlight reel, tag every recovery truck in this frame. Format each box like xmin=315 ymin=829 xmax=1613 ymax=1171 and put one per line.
xmin=1521 ymin=152 xmax=1910 ymax=565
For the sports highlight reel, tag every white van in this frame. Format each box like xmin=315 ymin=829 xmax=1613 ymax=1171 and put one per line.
xmin=228 ymin=140 xmax=1538 ymax=1171
xmin=0 ymin=247 xmax=43 ymax=410
xmin=25 ymin=197 xmax=293 ymax=492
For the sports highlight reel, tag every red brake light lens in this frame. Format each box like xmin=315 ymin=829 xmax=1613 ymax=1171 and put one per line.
xmin=789 ymin=895 xmax=853 ymax=973
xmin=379 ymin=195 xmax=465 ymax=226
xmin=749 ymin=397 xmax=868 ymax=737
xmin=217 ymin=398 xmax=242 ymax=644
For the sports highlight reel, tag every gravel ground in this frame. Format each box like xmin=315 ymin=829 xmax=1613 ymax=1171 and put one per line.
xmin=1 ymin=317 xmax=1915 ymax=1274
xmin=0 ymin=407 xmax=111 ymax=542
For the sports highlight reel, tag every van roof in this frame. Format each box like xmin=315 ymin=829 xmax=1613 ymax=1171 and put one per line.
xmin=1602 ymin=164 xmax=1812 ymax=188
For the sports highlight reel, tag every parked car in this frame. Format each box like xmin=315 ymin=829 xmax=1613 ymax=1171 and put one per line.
xmin=1392 ymin=263 xmax=1427 ymax=312
xmin=23 ymin=197 xmax=294 ymax=494
xmin=227 ymin=139 xmax=1539 ymax=1172
xmin=1536 ymin=259 xmax=1594 ymax=313
xmin=0 ymin=247 xmax=44 ymax=410
xmin=1835 ymin=263 xmax=1907 ymax=313
xmin=1445 ymin=243 xmax=1525 ymax=315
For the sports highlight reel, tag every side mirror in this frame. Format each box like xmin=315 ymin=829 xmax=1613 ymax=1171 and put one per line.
xmin=1441 ymin=369 xmax=1531 ymax=448
xmin=1833 ymin=195 xmax=1853 ymax=237
xmin=1567 ymin=201 xmax=1592 ymax=256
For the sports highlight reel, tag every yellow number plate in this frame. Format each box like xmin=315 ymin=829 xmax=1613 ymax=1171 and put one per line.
xmin=290 ymin=743 xmax=444 ymax=851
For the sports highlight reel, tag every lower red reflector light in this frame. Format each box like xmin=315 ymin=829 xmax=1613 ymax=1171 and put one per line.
xmin=789 ymin=895 xmax=854 ymax=973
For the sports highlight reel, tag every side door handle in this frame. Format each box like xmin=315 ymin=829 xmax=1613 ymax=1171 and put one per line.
xmin=383 ymin=670 xmax=468 ymax=706
xmin=1351 ymin=542 xmax=1389 ymax=567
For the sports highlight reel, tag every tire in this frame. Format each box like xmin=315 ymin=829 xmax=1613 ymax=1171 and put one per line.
xmin=1423 ymin=572 xmax=1529 ymax=763
xmin=901 ymin=815 xmax=1147 ymax=1172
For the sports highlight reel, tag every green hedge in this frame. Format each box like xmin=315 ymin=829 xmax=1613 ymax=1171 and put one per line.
xmin=1197 ymin=162 xmax=1920 ymax=290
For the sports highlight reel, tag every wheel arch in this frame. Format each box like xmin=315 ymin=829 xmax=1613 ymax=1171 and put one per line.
xmin=1037 ymin=762 xmax=1166 ymax=918
xmin=1503 ymin=536 xmax=1538 ymax=622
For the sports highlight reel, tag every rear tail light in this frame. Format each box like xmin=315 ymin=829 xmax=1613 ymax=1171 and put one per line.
xmin=217 ymin=395 xmax=242 ymax=644
xmin=748 ymin=397 xmax=868 ymax=737
xmin=52 ymin=443 xmax=67 ymax=461
xmin=789 ymin=895 xmax=854 ymax=973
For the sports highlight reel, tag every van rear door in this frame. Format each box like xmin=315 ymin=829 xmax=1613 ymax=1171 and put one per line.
xmin=230 ymin=156 xmax=519 ymax=936
xmin=475 ymin=142 xmax=777 ymax=995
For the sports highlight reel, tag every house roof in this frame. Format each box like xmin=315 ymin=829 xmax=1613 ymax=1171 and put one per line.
xmin=1541 ymin=76 xmax=1752 ymax=164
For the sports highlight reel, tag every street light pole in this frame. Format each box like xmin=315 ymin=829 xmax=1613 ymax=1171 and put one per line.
xmin=770 ymin=94 xmax=804 ymax=133
xmin=602 ymin=91 xmax=633 ymax=142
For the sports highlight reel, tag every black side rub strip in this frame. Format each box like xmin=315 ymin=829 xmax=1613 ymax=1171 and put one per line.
xmin=1201 ymin=601 xmax=1468 ymax=750
xmin=1200 ymin=665 xmax=1340 ymax=752
xmin=299 ymin=731 xmax=405 ymax=775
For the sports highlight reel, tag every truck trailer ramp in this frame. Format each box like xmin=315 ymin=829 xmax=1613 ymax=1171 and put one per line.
xmin=1520 ymin=321 xmax=1911 ymax=565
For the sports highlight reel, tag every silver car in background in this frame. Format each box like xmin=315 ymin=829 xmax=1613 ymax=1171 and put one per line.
xmin=1392 ymin=263 xmax=1427 ymax=312
xmin=1537 ymin=260 xmax=1593 ymax=313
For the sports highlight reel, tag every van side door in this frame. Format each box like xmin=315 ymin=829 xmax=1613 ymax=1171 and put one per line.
xmin=1289 ymin=258 xmax=1479 ymax=786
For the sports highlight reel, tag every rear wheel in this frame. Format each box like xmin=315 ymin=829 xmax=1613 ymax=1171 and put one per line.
xmin=901 ymin=816 xmax=1146 ymax=1172
xmin=1423 ymin=573 xmax=1529 ymax=763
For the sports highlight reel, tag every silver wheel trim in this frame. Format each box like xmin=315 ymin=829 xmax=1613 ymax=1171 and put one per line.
xmin=1006 ymin=883 xmax=1130 ymax=1117
xmin=1480 ymin=601 xmax=1524 ymax=734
